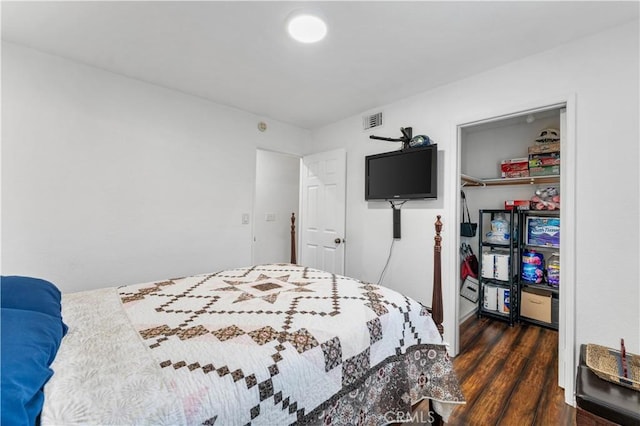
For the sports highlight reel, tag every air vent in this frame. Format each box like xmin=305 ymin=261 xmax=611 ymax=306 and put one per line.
xmin=363 ymin=112 xmax=383 ymax=130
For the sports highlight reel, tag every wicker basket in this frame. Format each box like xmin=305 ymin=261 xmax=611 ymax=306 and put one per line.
xmin=585 ymin=343 xmax=640 ymax=392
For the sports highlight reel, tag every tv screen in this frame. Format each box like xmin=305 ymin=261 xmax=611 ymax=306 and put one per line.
xmin=365 ymin=145 xmax=437 ymax=200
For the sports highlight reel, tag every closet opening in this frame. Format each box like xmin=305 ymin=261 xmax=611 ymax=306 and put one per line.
xmin=452 ymin=100 xmax=577 ymax=407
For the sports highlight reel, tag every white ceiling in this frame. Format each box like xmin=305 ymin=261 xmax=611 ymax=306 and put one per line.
xmin=2 ymin=1 xmax=638 ymax=129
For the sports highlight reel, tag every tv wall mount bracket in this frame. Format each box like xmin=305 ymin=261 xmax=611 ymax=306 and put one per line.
xmin=369 ymin=127 xmax=413 ymax=150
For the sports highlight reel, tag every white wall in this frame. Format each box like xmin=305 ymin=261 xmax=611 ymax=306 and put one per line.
xmin=2 ymin=18 xmax=638 ymax=370
xmin=460 ymin=112 xmax=562 ymax=255
xmin=1 ymin=42 xmax=310 ymax=293
xmin=310 ymin=21 xmax=640 ymax=356
xmin=253 ymin=149 xmax=300 ymax=265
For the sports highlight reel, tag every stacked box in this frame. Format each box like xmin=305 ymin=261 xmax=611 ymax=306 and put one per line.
xmin=500 ymin=157 xmax=529 ymax=178
xmin=529 ymin=152 xmax=560 ymax=168
xmin=503 ymin=170 xmax=530 ymax=178
xmin=528 ymin=142 xmax=560 ymax=155
xmin=528 ymin=143 xmax=560 ymax=176
xmin=526 ymin=216 xmax=560 ymax=248
xmin=505 ymin=200 xmax=531 ymax=210
xmin=530 ymin=165 xmax=560 ymax=176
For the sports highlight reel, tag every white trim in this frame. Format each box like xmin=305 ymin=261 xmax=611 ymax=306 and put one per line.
xmin=445 ymin=123 xmax=462 ymax=355
xmin=560 ymin=97 xmax=577 ymax=406
xmin=448 ymin=94 xmax=577 ymax=407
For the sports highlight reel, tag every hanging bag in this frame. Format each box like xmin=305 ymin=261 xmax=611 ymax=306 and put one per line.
xmin=460 ymin=243 xmax=479 ymax=302
xmin=460 ymin=190 xmax=478 ymax=237
xmin=460 ymin=243 xmax=479 ymax=281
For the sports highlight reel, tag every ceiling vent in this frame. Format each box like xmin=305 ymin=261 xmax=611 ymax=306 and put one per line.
xmin=363 ymin=111 xmax=383 ymax=131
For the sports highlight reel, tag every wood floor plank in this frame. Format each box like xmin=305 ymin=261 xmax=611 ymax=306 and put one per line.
xmin=446 ymin=317 xmax=575 ymax=426
xmin=462 ymin=323 xmax=542 ymax=426
xmin=450 ymin=324 xmax=529 ymax=424
xmin=453 ymin=322 xmax=509 ymax=384
xmin=462 ymin=353 xmax=529 ymax=426
xmin=459 ymin=316 xmax=495 ymax=350
xmin=534 ymin=330 xmax=576 ymax=426
xmin=497 ymin=326 xmax=556 ymax=425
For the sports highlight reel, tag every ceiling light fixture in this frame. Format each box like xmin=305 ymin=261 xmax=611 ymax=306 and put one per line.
xmin=287 ymin=12 xmax=327 ymax=43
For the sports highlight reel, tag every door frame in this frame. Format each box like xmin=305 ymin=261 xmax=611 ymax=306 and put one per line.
xmin=251 ymin=148 xmax=302 ymax=265
xmin=447 ymin=94 xmax=577 ymax=406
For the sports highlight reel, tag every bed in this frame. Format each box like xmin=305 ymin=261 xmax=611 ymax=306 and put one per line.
xmin=2 ymin=217 xmax=464 ymax=425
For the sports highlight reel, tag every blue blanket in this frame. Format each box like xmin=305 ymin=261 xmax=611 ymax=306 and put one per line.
xmin=1 ymin=276 xmax=67 ymax=426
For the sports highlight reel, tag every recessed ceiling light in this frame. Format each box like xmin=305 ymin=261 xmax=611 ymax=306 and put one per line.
xmin=287 ymin=13 xmax=327 ymax=43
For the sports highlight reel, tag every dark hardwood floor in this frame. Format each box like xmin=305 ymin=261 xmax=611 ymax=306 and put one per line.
xmin=444 ymin=316 xmax=576 ymax=425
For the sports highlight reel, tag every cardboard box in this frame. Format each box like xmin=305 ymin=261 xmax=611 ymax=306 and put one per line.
xmin=502 ymin=170 xmax=530 ymax=178
xmin=521 ymin=288 xmax=552 ymax=323
xmin=505 ymin=200 xmax=531 ymax=210
xmin=529 ymin=165 xmax=560 ymax=176
xmin=500 ymin=158 xmax=529 ymax=173
xmin=529 ymin=152 xmax=561 ymax=168
xmin=526 ymin=216 xmax=560 ymax=248
xmin=528 ymin=142 xmax=560 ymax=155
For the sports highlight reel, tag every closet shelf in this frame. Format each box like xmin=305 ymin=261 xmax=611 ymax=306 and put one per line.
xmin=461 ymin=173 xmax=560 ymax=187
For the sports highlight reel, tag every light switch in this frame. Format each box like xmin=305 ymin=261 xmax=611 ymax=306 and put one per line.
xmin=265 ymin=213 xmax=276 ymax=222
xmin=242 ymin=213 xmax=250 ymax=224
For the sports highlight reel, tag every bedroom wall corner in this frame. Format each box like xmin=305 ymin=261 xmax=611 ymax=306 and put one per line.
xmin=1 ymin=41 xmax=310 ymax=292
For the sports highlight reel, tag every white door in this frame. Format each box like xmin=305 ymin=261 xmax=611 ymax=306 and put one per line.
xmin=299 ymin=149 xmax=346 ymax=274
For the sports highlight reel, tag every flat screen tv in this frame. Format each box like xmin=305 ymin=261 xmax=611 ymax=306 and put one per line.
xmin=365 ymin=144 xmax=437 ymax=200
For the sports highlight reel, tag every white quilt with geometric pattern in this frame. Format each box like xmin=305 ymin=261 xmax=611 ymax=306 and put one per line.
xmin=42 ymin=264 xmax=464 ymax=425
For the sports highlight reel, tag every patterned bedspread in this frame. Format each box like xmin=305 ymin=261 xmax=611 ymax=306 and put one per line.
xmin=42 ymin=264 xmax=464 ymax=425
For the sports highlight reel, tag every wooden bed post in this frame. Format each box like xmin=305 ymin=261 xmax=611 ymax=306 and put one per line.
xmin=290 ymin=212 xmax=297 ymax=264
xmin=432 ymin=215 xmax=444 ymax=336
xmin=429 ymin=215 xmax=444 ymax=426
xmin=429 ymin=215 xmax=445 ymax=426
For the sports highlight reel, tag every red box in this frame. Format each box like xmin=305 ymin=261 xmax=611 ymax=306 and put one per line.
xmin=500 ymin=158 xmax=529 ymax=173
xmin=502 ymin=170 xmax=530 ymax=178
xmin=505 ymin=200 xmax=531 ymax=210
xmin=529 ymin=152 xmax=560 ymax=168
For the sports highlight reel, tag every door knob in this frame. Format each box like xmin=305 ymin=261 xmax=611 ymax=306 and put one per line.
xmin=335 ymin=238 xmax=342 ymax=244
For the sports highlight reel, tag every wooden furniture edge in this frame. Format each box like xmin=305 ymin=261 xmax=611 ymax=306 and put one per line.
xmin=290 ymin=212 xmax=297 ymax=264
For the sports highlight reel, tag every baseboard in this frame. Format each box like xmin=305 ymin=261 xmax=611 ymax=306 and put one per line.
xmin=458 ymin=308 xmax=477 ymax=325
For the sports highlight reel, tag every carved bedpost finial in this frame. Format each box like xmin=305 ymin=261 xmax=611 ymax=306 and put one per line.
xmin=432 ymin=215 xmax=444 ymax=337
xmin=290 ymin=213 xmax=297 ymax=265
xmin=434 ymin=215 xmax=443 ymax=253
